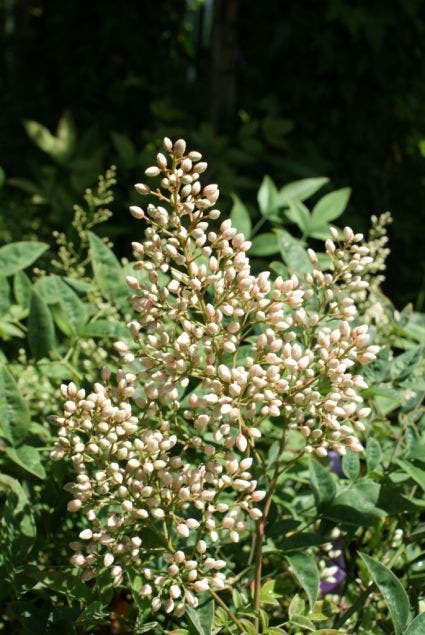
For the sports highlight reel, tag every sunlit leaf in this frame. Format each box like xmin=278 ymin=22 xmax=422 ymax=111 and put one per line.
xmin=360 ymin=552 xmax=410 ymax=635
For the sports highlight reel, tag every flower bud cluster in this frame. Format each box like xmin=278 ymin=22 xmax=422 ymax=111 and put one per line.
xmin=52 ymin=138 xmax=380 ymax=614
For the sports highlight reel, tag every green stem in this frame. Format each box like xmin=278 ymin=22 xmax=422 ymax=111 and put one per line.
xmin=252 ymin=425 xmax=304 ymax=625
xmin=209 ymin=589 xmax=248 ymax=633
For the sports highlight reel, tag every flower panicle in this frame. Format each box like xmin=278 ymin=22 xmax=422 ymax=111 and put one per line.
xmin=50 ymin=137 xmax=380 ymax=615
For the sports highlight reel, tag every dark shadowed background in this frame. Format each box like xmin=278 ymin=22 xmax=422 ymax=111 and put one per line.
xmin=1 ymin=0 xmax=425 ymax=307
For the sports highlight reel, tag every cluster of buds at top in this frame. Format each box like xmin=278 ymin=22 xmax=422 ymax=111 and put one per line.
xmin=51 ymin=138 xmax=380 ymax=615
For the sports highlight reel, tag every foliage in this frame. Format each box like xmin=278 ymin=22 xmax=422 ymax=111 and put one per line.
xmin=1 ymin=139 xmax=424 ymax=634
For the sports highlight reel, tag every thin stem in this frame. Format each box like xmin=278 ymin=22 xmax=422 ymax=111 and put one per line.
xmin=209 ymin=589 xmax=248 ymax=633
xmin=251 ymin=216 xmax=267 ymax=238
xmin=252 ymin=424 xmax=304 ymax=625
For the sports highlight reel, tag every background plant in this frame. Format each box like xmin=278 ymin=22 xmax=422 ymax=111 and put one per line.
xmin=2 ymin=0 xmax=425 ymax=308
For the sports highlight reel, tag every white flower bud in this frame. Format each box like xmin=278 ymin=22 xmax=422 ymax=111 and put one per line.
xmin=176 ymin=523 xmax=190 ymax=538
xmin=169 ymin=584 xmax=181 ymax=599
xmin=79 ymin=529 xmax=93 ymax=540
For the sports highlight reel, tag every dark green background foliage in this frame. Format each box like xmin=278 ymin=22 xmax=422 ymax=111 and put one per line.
xmin=1 ymin=0 xmax=425 ymax=305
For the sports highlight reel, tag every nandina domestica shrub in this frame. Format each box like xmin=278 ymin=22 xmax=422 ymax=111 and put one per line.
xmin=48 ymin=138 xmax=418 ymax=634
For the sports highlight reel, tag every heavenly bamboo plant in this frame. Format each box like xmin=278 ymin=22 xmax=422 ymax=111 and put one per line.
xmin=48 ymin=138 xmax=387 ymax=632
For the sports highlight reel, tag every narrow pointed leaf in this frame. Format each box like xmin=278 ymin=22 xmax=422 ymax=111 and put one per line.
xmin=88 ymin=232 xmax=127 ymax=302
xmin=0 ymin=366 xmax=31 ymax=445
xmin=360 ymin=552 xmax=410 ymax=635
xmin=278 ymin=177 xmax=329 ymax=205
xmin=403 ymin=613 xmax=425 ymax=634
xmin=286 ymin=552 xmax=319 ymax=610
xmin=230 ymin=193 xmax=251 ymax=238
xmin=27 ymin=290 xmax=56 ymax=359
xmin=13 ymin=271 xmax=32 ymax=309
xmin=257 ymin=176 xmax=279 ymax=218
xmin=309 ymin=457 xmax=336 ymax=507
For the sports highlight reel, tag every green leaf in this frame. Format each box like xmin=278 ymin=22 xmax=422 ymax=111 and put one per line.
xmin=111 ymin=131 xmax=136 ymax=169
xmin=342 ymin=451 xmax=360 ymax=480
xmin=0 ymin=241 xmax=48 ymax=277
xmin=288 ymin=594 xmax=305 ymax=619
xmin=27 ymin=290 xmax=56 ymax=359
xmin=33 ymin=274 xmax=62 ymax=303
xmin=5 ymin=445 xmax=46 ymax=479
xmin=285 ymin=198 xmax=311 ymax=234
xmin=186 ymin=597 xmax=214 ymax=635
xmin=366 ymin=438 xmax=382 ymax=472
xmin=311 ymin=188 xmax=351 ymax=224
xmin=249 ymin=233 xmax=279 ymax=256
xmin=396 ymin=459 xmax=425 ymax=492
xmin=0 ymin=366 xmax=31 ymax=445
xmin=390 ymin=347 xmax=424 ymax=382
xmin=289 ymin=615 xmax=315 ymax=631
xmin=278 ymin=177 xmax=329 ymax=205
xmin=277 ymin=229 xmax=312 ymax=274
xmin=286 ymin=552 xmax=319 ymax=610
xmin=88 ymin=232 xmax=127 ymax=302
xmin=0 ymin=276 xmax=11 ymax=315
xmin=309 ymin=457 xmax=336 ymax=507
xmin=134 ymin=620 xmax=160 ymax=633
xmin=0 ymin=474 xmax=30 ymax=513
xmin=0 ymin=166 xmax=5 ymax=189
xmin=360 ymin=552 xmax=410 ymax=635
xmin=325 ymin=479 xmax=385 ymax=526
xmin=13 ymin=271 xmax=32 ymax=310
xmin=230 ymin=193 xmax=252 ymax=238
xmin=309 ymin=226 xmax=332 ymax=240
xmin=56 ymin=278 xmax=87 ymax=332
xmin=24 ymin=116 xmax=73 ymax=162
xmin=257 ymin=176 xmax=279 ymax=218
xmin=76 ymin=600 xmax=110 ymax=629
xmin=404 ymin=613 xmax=425 ymax=634
xmin=260 ymin=579 xmax=282 ymax=606
xmin=79 ymin=319 xmax=129 ymax=339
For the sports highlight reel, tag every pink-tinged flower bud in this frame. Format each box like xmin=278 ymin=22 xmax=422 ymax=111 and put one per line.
xmin=194 ymin=161 xmax=207 ymax=173
xmin=157 ymin=152 xmax=167 ymax=168
xmin=358 ymin=407 xmax=371 ymax=418
xmin=151 ymin=597 xmax=162 ymax=611
xmin=193 ymin=579 xmax=209 ymax=593
xmin=126 ymin=275 xmax=140 ymax=289
xmin=218 ymin=364 xmax=232 ymax=382
xmin=236 ymin=434 xmax=248 ymax=452
xmin=249 ymin=508 xmax=263 ymax=520
xmin=70 ymin=553 xmax=85 ymax=567
xmin=67 ymin=499 xmax=82 ymax=512
xmin=129 ymin=205 xmax=145 ymax=219
xmin=325 ymin=239 xmax=336 ymax=253
xmin=174 ymin=139 xmax=186 ymax=156
xmin=251 ymin=490 xmax=266 ymax=502
xmin=196 ymin=540 xmax=207 ymax=554
xmin=135 ymin=183 xmax=150 ymax=195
